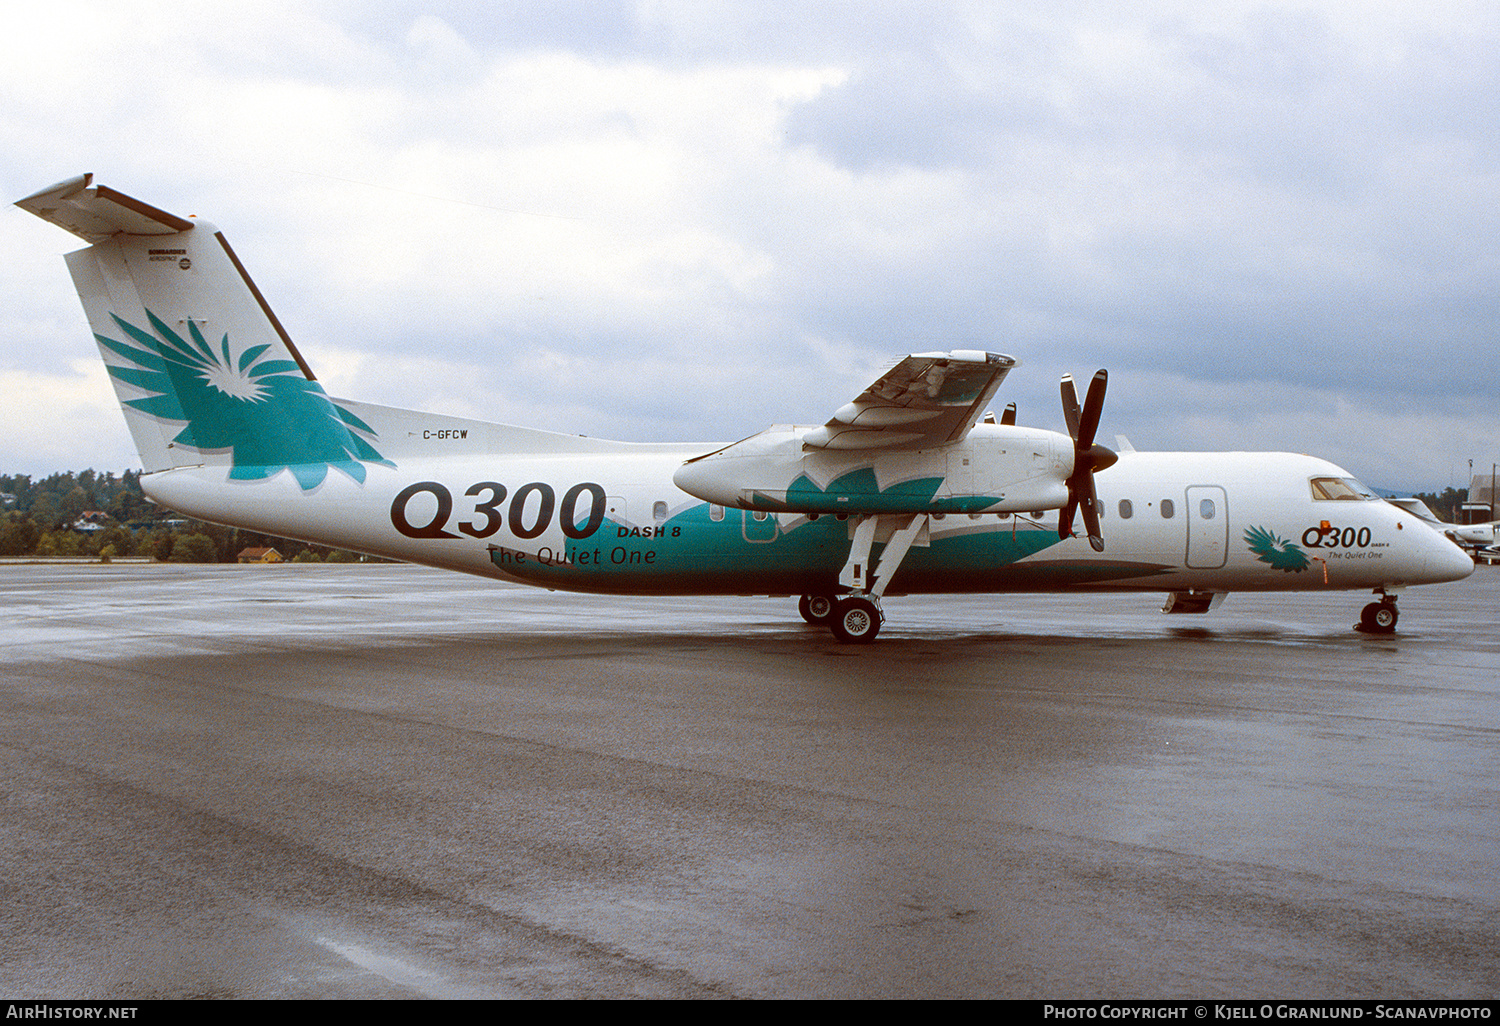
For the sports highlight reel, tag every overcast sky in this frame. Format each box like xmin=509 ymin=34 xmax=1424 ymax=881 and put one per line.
xmin=3 ymin=0 xmax=1496 ymax=492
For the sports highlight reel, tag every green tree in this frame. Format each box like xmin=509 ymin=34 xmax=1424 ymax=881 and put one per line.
xmin=60 ymin=486 xmax=91 ymax=524
xmin=96 ymin=525 xmax=135 ymax=557
xmin=147 ymin=529 xmax=174 ymax=562
xmin=0 ymin=514 xmax=40 ymax=556
xmin=37 ymin=530 xmax=82 ymax=557
xmin=1412 ymin=487 xmax=1467 ymax=522
xmin=29 ymin=494 xmax=60 ymax=531
xmin=170 ymin=533 xmax=217 ymax=563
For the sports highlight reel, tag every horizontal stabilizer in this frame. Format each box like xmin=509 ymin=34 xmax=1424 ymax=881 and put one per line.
xmin=16 ymin=173 xmax=195 ymax=243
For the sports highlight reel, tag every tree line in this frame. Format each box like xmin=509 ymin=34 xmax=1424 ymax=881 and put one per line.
xmin=0 ymin=469 xmax=371 ymax=563
xmin=1409 ymin=487 xmax=1470 ymax=523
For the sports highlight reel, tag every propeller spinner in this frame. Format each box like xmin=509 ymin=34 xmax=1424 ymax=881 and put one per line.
xmin=1059 ymin=370 xmax=1118 ymax=552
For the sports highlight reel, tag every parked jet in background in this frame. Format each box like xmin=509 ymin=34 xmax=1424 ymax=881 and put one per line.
xmin=16 ymin=175 xmax=1474 ymax=641
xmin=1387 ymin=498 xmax=1499 ymax=564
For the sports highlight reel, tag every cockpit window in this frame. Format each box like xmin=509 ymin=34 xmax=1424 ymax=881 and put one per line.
xmin=1310 ymin=476 xmax=1377 ymax=501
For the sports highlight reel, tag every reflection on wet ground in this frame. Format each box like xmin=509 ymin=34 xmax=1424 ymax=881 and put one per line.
xmin=2 ymin=564 xmax=1497 ymax=998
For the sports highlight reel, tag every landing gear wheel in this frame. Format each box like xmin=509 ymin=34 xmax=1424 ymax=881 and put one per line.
xmin=829 ymin=596 xmax=882 ymax=644
xmin=798 ymin=593 xmax=836 ymax=625
xmin=1359 ymin=601 xmax=1398 ymax=634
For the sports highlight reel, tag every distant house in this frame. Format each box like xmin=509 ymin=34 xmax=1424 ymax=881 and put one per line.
xmin=72 ymin=511 xmax=112 ymax=532
xmin=237 ymin=547 xmax=283 ymax=563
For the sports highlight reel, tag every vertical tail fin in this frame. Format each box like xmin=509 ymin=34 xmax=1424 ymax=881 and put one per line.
xmin=17 ymin=174 xmax=387 ymax=488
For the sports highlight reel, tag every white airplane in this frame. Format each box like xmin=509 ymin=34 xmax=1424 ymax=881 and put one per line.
xmin=1386 ymin=497 xmax=1499 ymax=563
xmin=16 ymin=174 xmax=1474 ymax=641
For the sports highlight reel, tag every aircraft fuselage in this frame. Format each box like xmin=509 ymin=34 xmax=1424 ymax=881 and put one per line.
xmin=141 ymin=438 xmax=1472 ymax=599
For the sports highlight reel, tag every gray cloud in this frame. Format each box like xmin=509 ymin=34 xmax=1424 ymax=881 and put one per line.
xmin=3 ymin=1 xmax=1497 ymax=489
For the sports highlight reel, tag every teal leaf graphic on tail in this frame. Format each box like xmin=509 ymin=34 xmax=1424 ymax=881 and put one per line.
xmin=98 ymin=310 xmax=390 ymax=489
xmin=1244 ymin=525 xmax=1309 ymax=572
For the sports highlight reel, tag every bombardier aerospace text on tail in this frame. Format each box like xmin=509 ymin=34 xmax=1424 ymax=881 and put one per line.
xmin=16 ymin=175 xmax=1474 ymax=642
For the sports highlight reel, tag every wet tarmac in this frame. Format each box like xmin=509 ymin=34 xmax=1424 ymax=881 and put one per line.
xmin=2 ymin=563 xmax=1497 ymax=998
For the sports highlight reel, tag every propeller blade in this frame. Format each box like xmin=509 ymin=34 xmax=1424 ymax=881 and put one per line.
xmin=1060 ymin=374 xmax=1080 ymax=440
xmin=1076 ymin=369 xmax=1107 ymax=451
xmin=1000 ymin=402 xmax=1016 ymax=426
xmin=1080 ymin=477 xmax=1104 ymax=552
xmin=1058 ymin=369 xmax=1113 ymax=550
xmin=1059 ymin=494 xmax=1079 ymax=541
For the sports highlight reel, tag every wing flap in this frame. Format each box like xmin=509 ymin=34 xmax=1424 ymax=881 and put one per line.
xmin=805 ymin=350 xmax=1018 ymax=451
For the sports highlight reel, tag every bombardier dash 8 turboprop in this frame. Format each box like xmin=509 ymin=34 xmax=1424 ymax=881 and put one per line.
xmin=16 ymin=175 xmax=1474 ymax=642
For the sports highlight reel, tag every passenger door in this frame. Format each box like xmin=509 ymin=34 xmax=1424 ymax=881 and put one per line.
xmin=1185 ymin=485 xmax=1228 ymax=568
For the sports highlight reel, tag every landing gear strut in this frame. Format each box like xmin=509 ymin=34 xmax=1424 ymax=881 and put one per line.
xmin=800 ymin=513 xmax=929 ymax=643
xmin=1356 ymin=594 xmax=1399 ymax=634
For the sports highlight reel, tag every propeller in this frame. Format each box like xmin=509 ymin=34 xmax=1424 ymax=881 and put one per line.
xmin=1059 ymin=370 xmax=1118 ymax=552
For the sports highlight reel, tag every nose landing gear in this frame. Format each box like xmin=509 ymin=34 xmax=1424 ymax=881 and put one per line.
xmin=1356 ymin=594 xmax=1399 ymax=634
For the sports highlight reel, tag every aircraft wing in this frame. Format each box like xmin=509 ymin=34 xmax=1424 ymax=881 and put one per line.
xmin=801 ymin=350 xmax=1018 ymax=451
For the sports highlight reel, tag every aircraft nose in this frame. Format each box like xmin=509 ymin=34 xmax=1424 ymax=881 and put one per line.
xmin=1425 ymin=530 xmax=1475 ymax=583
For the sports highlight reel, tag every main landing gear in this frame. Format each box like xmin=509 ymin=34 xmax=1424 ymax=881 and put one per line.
xmin=798 ymin=593 xmax=835 ymax=625
xmin=798 ymin=512 xmax=930 ymax=644
xmin=1356 ymin=594 xmax=1400 ymax=634
xmin=799 ymin=592 xmax=884 ymax=643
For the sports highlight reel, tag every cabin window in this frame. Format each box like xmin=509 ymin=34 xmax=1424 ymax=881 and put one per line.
xmin=1160 ymin=498 xmax=1175 ymax=519
xmin=752 ymin=510 xmax=769 ymax=521
xmin=709 ymin=504 xmax=724 ymax=522
xmin=653 ymin=500 xmax=668 ymax=522
xmin=1118 ymin=499 xmax=1133 ymax=519
xmin=1199 ymin=498 xmax=1216 ymax=520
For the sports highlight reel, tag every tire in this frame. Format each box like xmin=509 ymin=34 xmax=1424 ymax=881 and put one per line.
xmin=1372 ymin=603 xmax=1398 ymax=632
xmin=1360 ymin=601 xmax=1398 ymax=633
xmin=798 ymin=593 xmax=836 ymax=625
xmin=829 ymin=596 xmax=881 ymax=644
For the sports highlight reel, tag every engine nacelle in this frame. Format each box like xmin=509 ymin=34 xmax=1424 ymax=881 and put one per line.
xmin=673 ymin=423 xmax=1075 ymax=515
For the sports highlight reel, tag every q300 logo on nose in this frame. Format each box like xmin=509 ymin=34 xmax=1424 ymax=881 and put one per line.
xmin=1301 ymin=525 xmax=1373 ymax=549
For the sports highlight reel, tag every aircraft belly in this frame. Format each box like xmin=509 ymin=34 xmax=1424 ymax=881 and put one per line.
xmin=487 ymin=502 xmax=1179 ymax=595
